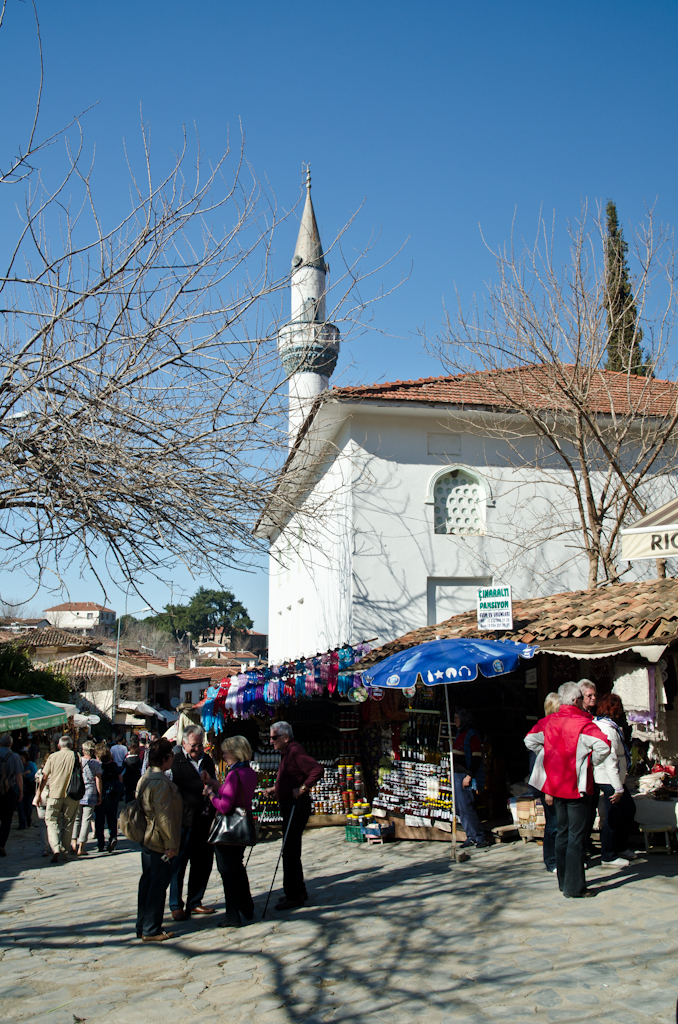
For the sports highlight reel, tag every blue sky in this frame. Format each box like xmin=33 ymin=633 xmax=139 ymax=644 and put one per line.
xmin=1 ymin=1 xmax=677 ymax=630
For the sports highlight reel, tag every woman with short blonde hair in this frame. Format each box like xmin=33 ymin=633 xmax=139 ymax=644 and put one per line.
xmin=71 ymin=741 xmax=102 ymax=855
xmin=221 ymin=735 xmax=252 ymax=763
xmin=525 ymin=690 xmax=561 ymax=874
xmin=204 ymin=735 xmax=257 ymax=927
xmin=544 ymin=692 xmax=561 ymax=716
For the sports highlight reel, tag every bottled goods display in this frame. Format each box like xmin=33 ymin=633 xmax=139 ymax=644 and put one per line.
xmin=372 ymin=757 xmax=457 ymax=823
xmin=251 ymin=749 xmax=281 ymax=771
xmin=312 ymin=765 xmax=346 ymax=815
xmin=252 ymin=788 xmax=282 ymax=824
xmin=250 ymin=748 xmax=364 ymax=820
xmin=339 ymin=734 xmax=360 ymax=758
xmin=399 ymin=711 xmax=442 ymax=762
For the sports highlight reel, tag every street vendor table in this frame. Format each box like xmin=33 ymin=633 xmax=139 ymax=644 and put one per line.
xmin=632 ymin=794 xmax=678 ymax=829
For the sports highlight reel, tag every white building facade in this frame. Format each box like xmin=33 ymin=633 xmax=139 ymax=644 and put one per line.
xmin=44 ymin=601 xmax=117 ymax=635
xmin=259 ymin=183 xmax=667 ymax=664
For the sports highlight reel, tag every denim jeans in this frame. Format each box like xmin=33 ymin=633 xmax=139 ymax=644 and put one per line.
xmin=214 ymin=844 xmax=254 ymax=925
xmin=95 ymin=791 xmax=119 ymax=848
xmin=73 ymin=804 xmax=96 ymax=845
xmin=453 ymin=773 xmax=484 ymax=843
xmin=595 ymin=783 xmax=636 ymax=860
xmin=528 ymin=786 xmax=557 ymax=870
xmin=136 ymin=846 xmax=173 ymax=937
xmin=169 ymin=822 xmax=214 ymax=911
xmin=555 ymin=795 xmax=591 ymax=897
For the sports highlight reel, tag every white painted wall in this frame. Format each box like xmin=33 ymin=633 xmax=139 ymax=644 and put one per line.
xmin=268 ymin=432 xmax=354 ymax=662
xmin=267 ymin=402 xmax=668 ymax=662
xmin=45 ymin=607 xmax=116 ymax=632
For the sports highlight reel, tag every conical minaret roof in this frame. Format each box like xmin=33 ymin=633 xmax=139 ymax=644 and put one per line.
xmin=292 ymin=169 xmax=327 ymax=272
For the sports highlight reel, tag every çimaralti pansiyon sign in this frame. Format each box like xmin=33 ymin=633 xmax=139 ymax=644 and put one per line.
xmin=477 ymin=584 xmax=513 ymax=631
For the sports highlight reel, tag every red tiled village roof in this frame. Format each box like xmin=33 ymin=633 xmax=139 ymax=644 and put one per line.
xmin=44 ymin=601 xmax=115 ymax=612
xmin=0 ymin=628 xmax=95 ymax=650
xmin=332 ymin=367 xmax=678 ymax=416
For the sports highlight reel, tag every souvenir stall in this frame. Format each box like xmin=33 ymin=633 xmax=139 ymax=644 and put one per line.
xmin=357 ymin=637 xmax=539 ymax=854
xmin=0 ymin=692 xmax=69 ymax=758
xmin=196 ymin=643 xmax=375 ymax=832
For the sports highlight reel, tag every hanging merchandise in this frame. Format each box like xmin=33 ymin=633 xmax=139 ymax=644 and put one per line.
xmin=328 ymin=650 xmax=339 ymax=694
xmin=200 ymin=685 xmax=220 ymax=733
xmin=284 ymin=662 xmax=295 ymax=699
xmin=305 ymin=658 xmax=315 ymax=693
xmin=337 ymin=644 xmax=353 ymax=695
xmin=295 ymin=658 xmax=305 ymax=698
xmin=308 ymin=656 xmax=323 ymax=696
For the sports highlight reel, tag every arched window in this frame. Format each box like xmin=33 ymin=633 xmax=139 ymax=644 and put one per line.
xmin=429 ymin=467 xmax=486 ymax=536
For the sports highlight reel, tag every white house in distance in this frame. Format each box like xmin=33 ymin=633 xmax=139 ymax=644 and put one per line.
xmin=44 ymin=601 xmax=117 ymax=635
xmin=256 ymin=179 xmax=675 ymax=665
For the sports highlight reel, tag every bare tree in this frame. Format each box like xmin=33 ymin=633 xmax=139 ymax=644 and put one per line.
xmin=427 ymin=203 xmax=678 ymax=588
xmin=0 ymin=3 xmax=396 ymax=602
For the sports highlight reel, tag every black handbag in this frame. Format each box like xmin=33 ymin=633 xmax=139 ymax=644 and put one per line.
xmin=207 ymin=769 xmax=257 ymax=847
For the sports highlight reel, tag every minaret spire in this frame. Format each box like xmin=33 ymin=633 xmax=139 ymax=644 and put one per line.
xmin=293 ymin=164 xmax=326 ymax=273
xmin=278 ymin=167 xmax=340 ymax=445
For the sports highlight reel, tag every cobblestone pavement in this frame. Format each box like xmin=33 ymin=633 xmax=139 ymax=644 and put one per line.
xmin=1 ymin=824 xmax=677 ymax=1024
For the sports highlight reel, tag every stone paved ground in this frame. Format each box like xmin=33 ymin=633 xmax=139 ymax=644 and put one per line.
xmin=1 ymin=824 xmax=677 ymax=1024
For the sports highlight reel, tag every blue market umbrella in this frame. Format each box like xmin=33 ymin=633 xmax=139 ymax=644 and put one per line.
xmin=362 ymin=637 xmax=538 ymax=690
xmin=361 ymin=638 xmax=539 ymax=859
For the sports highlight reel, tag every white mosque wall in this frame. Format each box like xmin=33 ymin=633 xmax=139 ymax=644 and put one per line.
xmin=347 ymin=405 xmax=668 ymax=647
xmin=267 ymin=429 xmax=355 ymax=663
xmin=268 ymin=401 xmax=672 ymax=661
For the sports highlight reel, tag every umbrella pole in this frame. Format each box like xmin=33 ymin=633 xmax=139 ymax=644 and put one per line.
xmin=443 ymin=683 xmax=458 ymax=862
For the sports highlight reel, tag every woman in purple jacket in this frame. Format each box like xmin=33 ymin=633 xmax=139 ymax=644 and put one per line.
xmin=203 ymin=735 xmax=257 ymax=927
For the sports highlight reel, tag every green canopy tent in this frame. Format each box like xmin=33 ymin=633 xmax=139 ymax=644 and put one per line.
xmin=0 ymin=694 xmax=68 ymax=732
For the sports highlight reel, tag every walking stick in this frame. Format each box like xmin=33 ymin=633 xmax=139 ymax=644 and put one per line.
xmin=262 ymin=803 xmax=296 ymax=919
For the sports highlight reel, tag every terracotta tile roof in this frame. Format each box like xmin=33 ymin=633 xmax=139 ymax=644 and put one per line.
xmin=0 ymin=630 xmax=22 ymax=645
xmin=49 ymin=652 xmax=157 ymax=679
xmin=353 ymin=578 xmax=678 ymax=670
xmin=175 ymin=666 xmax=240 ymax=682
xmin=0 ymin=628 xmax=96 ymax=650
xmin=332 ymin=367 xmax=678 ymax=416
xmin=0 ymin=688 xmax=25 ymax=698
xmin=44 ymin=602 xmax=114 ymax=612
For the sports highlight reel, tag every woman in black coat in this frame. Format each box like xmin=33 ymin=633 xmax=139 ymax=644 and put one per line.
xmin=95 ymin=744 xmax=123 ymax=852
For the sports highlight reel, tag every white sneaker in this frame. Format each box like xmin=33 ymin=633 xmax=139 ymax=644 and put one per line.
xmin=551 ymin=867 xmax=558 ymax=873
xmin=620 ymin=849 xmax=638 ymax=860
xmin=601 ymin=857 xmax=630 ymax=868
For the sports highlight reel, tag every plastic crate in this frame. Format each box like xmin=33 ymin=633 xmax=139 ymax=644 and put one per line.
xmin=344 ymin=825 xmax=365 ymax=843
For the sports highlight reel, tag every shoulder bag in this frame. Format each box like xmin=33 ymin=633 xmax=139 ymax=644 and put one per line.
xmin=67 ymin=753 xmax=86 ymax=801
xmin=207 ymin=769 xmax=257 ymax=847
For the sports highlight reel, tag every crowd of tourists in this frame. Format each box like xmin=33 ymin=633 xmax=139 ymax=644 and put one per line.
xmin=0 ymin=719 xmax=323 ymax=942
xmin=525 ymin=678 xmax=637 ymax=899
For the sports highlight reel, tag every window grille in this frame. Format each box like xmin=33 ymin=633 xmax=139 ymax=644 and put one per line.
xmin=433 ymin=469 xmax=485 ymax=535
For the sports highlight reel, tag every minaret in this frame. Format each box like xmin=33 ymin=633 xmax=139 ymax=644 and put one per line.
xmin=278 ymin=167 xmax=340 ymax=443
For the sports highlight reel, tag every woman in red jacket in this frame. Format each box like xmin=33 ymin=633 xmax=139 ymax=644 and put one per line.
xmin=203 ymin=735 xmax=257 ymax=927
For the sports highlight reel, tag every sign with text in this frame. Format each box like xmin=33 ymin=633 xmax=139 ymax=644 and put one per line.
xmin=477 ymin=584 xmax=513 ymax=631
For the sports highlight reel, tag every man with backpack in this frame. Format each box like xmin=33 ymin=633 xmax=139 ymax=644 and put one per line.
xmin=0 ymin=732 xmax=24 ymax=857
xmin=37 ymin=735 xmax=82 ymax=863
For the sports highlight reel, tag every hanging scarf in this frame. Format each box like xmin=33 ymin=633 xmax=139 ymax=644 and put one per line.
xmin=596 ymin=715 xmax=632 ymax=773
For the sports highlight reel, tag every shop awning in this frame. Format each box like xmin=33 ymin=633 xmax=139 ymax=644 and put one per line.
xmin=117 ymin=700 xmax=159 ymax=717
xmin=621 ymin=496 xmax=678 ymax=560
xmin=0 ymin=694 xmax=69 ymax=731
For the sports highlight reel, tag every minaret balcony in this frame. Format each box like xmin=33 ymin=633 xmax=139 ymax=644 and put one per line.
xmin=278 ymin=319 xmax=340 ymax=376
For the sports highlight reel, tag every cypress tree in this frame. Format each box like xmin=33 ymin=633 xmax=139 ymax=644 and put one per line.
xmin=604 ymin=201 xmax=648 ymax=374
